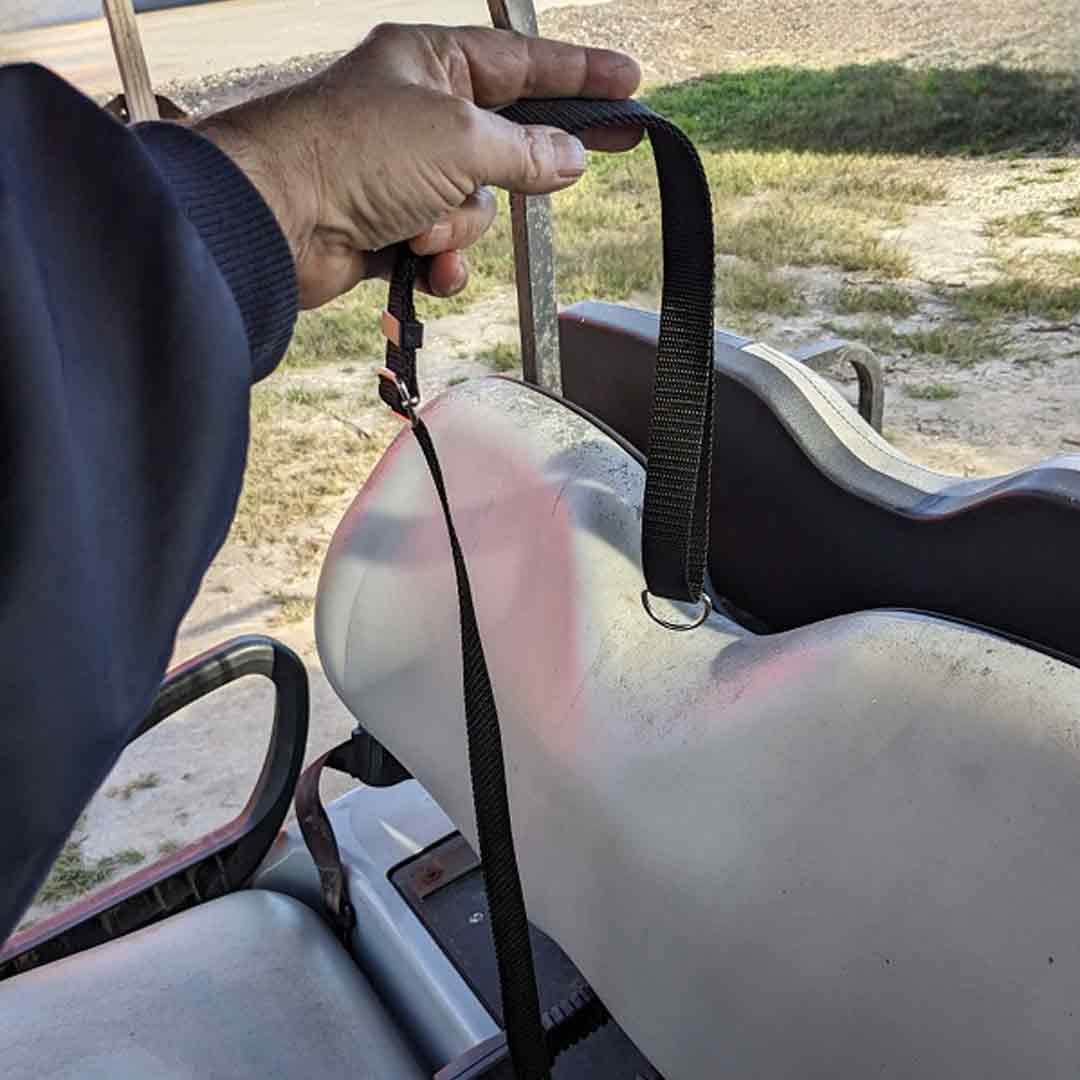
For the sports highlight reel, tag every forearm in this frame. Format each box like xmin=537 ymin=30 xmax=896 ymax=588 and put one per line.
xmin=0 ymin=64 xmax=296 ymax=941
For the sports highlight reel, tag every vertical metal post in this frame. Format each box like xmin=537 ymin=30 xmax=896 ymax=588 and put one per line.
xmin=102 ymin=0 xmax=159 ymax=122
xmin=487 ymin=0 xmax=562 ymax=393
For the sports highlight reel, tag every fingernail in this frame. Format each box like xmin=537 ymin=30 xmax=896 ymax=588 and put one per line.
xmin=425 ymin=221 xmax=452 ymax=249
xmin=553 ymin=133 xmax=586 ymax=179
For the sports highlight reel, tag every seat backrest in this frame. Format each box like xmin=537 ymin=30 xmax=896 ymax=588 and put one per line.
xmin=317 ymin=376 xmax=1080 ymax=1079
xmin=560 ymin=300 xmax=1080 ymax=658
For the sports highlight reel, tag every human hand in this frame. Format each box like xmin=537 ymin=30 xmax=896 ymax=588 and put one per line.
xmin=195 ymin=24 xmax=642 ymax=309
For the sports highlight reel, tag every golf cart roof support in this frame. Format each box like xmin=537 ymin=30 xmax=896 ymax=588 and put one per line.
xmin=102 ymin=0 xmax=159 ymax=121
xmin=487 ymin=0 xmax=562 ymax=394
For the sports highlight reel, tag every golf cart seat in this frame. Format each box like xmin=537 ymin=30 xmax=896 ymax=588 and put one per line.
xmin=559 ymin=301 xmax=1080 ymax=658
xmin=317 ymin=376 xmax=1080 ymax=1079
xmin=0 ymin=889 xmax=426 ymax=1079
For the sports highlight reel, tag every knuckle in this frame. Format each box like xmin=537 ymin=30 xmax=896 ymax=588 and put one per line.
xmin=366 ymin=22 xmax=408 ymax=46
xmin=521 ymin=130 xmax=551 ymax=186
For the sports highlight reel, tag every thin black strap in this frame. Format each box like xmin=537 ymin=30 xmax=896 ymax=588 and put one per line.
xmin=411 ymin=416 xmax=551 ymax=1080
xmin=378 ymin=249 xmax=424 ymax=412
xmin=374 ymin=97 xmax=714 ymax=1079
xmin=380 ymin=98 xmax=716 ymax=603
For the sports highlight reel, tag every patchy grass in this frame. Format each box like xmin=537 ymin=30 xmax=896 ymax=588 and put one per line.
xmin=904 ymin=383 xmax=961 ymax=401
xmin=241 ymin=63 xmax=1077 ymax=563
xmin=106 ymin=772 xmax=161 ymax=801
xmin=475 ymin=341 xmax=520 ymax=372
xmin=718 ymin=262 xmax=803 ymax=314
xmin=269 ymin=591 xmax=316 ymax=626
xmin=284 ymin=386 xmax=343 ymax=405
xmin=954 ymin=257 xmax=1080 ymax=322
xmin=281 ymin=69 xmax=976 ymax=373
xmin=285 ymin=294 xmax=385 ymax=368
xmin=157 ymin=839 xmax=183 ymax=857
xmin=231 ymin=386 xmax=396 ymax=546
xmin=834 ymin=319 xmax=1004 ymax=366
xmin=715 ymin=197 xmax=910 ymax=275
xmin=985 ymin=210 xmax=1059 ymax=238
xmin=1013 ymin=173 xmax=1069 ymax=187
xmin=36 ymin=841 xmax=144 ymax=906
xmin=836 ymin=285 xmax=920 ymax=316
xmin=1061 ymin=195 xmax=1080 ymax=219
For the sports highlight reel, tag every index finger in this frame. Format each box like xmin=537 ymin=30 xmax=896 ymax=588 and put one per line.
xmin=435 ymin=26 xmax=642 ymax=107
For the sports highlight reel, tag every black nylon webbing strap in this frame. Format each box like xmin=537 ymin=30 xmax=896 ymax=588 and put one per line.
xmin=382 ymin=98 xmax=716 ymax=603
xmin=410 ymin=415 xmax=551 ymax=1080
xmin=374 ymin=98 xmax=715 ymax=1078
xmin=378 ymin=249 xmax=424 ymax=412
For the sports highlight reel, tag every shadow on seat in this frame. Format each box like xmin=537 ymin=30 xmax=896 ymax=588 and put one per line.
xmin=560 ymin=301 xmax=1080 ymax=659
xmin=0 ymin=890 xmax=427 ymax=1079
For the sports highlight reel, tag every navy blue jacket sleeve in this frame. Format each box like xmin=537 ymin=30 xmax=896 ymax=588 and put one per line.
xmin=0 ymin=64 xmax=298 ymax=941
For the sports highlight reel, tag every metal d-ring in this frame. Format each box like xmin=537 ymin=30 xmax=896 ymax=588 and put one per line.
xmin=640 ymin=589 xmax=713 ymax=631
xmin=377 ymin=367 xmax=419 ymax=426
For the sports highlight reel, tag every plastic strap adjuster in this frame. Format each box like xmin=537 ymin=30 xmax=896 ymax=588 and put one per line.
xmin=381 ymin=310 xmax=424 ymax=350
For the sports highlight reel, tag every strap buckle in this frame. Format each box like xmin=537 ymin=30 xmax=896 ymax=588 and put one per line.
xmin=377 ymin=367 xmax=420 ymax=426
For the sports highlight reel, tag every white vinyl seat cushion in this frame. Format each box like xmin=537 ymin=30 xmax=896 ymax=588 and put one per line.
xmin=0 ymin=889 xmax=428 ymax=1079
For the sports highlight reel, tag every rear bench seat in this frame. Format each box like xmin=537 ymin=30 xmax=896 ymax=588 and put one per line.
xmin=0 ymin=889 xmax=428 ymax=1079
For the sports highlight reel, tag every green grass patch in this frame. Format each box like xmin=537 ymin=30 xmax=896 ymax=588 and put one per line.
xmin=716 ymin=197 xmax=910 ymax=275
xmin=985 ymin=210 xmax=1059 ymax=238
xmin=718 ymin=262 xmax=804 ymax=315
xmin=836 ymin=319 xmax=1003 ymax=366
xmin=285 ymin=292 xmax=385 ymax=368
xmin=903 ymin=383 xmax=960 ymax=401
xmin=283 ymin=386 xmax=344 ymax=405
xmin=36 ymin=841 xmax=144 ymax=906
xmin=836 ymin=285 xmax=919 ymax=316
xmin=954 ymin=259 xmax=1080 ymax=322
xmin=1061 ymin=195 xmax=1080 ymax=219
xmin=645 ymin=65 xmax=1080 ymax=156
xmin=475 ymin=341 xmax=520 ymax=372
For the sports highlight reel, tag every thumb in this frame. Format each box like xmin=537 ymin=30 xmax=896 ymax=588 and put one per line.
xmin=467 ymin=109 xmax=587 ymax=195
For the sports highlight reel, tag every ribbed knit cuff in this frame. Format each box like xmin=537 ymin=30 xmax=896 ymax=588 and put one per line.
xmin=134 ymin=122 xmax=298 ymax=381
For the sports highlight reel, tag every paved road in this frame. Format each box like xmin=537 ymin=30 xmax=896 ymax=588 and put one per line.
xmin=1 ymin=0 xmax=602 ymax=98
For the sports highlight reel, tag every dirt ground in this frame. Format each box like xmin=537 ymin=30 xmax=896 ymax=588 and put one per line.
xmin=20 ymin=0 xmax=1080 ymax=927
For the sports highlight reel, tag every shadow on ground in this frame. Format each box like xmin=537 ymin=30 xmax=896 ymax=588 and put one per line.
xmin=645 ymin=64 xmax=1080 ymax=155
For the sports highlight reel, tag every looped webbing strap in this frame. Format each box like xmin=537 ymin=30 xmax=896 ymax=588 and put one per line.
xmin=380 ymin=98 xmax=716 ymax=604
xmin=501 ymin=99 xmax=716 ymax=603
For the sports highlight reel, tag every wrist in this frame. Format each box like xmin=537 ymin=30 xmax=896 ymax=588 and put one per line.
xmin=194 ymin=113 xmax=310 ymax=269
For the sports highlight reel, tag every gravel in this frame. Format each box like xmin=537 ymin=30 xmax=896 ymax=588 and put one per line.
xmin=540 ymin=0 xmax=1080 ymax=84
xmin=163 ymin=0 xmax=1080 ymax=117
